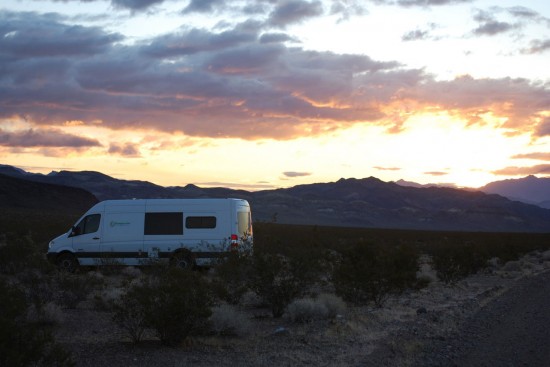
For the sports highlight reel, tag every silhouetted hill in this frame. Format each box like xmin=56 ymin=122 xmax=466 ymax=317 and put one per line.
xmin=480 ymin=175 xmax=550 ymax=209
xmin=0 ymin=173 xmax=98 ymax=214
xmin=251 ymin=177 xmax=550 ymax=232
xmin=2 ymin=165 xmax=550 ymax=232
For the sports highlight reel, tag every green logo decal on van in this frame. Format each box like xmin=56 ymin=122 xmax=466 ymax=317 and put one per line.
xmin=110 ymin=221 xmax=130 ymax=227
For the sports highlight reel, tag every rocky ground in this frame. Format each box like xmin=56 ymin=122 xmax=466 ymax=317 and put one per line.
xmin=52 ymin=251 xmax=550 ymax=367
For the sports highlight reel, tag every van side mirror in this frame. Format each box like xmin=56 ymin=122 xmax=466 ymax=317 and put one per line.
xmin=69 ymin=226 xmax=80 ymax=237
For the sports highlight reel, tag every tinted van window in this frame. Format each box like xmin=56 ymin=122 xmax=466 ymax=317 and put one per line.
xmin=144 ymin=212 xmax=183 ymax=235
xmin=186 ymin=216 xmax=216 ymax=229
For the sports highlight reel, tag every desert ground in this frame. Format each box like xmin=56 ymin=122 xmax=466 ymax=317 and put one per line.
xmin=49 ymin=250 xmax=550 ymax=367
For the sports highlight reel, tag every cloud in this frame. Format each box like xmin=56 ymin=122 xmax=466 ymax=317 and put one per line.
xmin=194 ymin=181 xmax=277 ymax=190
xmin=402 ymin=24 xmax=438 ymax=41
xmin=511 ymin=152 xmax=550 ymax=161
xmin=0 ymin=128 xmax=101 ymax=148
xmin=283 ymin=171 xmax=312 ymax=177
xmin=108 ymin=143 xmax=141 ymax=157
xmin=0 ymin=11 xmax=122 ymax=58
xmin=112 ymin=0 xmax=165 ymax=11
xmin=521 ymin=39 xmax=550 ymax=54
xmin=267 ymin=0 xmax=324 ymax=28
xmin=471 ymin=9 xmax=519 ymax=36
xmin=374 ymin=166 xmax=401 ymax=171
xmin=492 ymin=165 xmax=550 ymax=176
xmin=182 ymin=0 xmax=225 ymax=13
xmin=373 ymin=0 xmax=473 ymax=7
xmin=424 ymin=171 xmax=448 ymax=176
xmin=0 ymin=10 xmax=548 ymax=142
xmin=535 ymin=117 xmax=550 ymax=136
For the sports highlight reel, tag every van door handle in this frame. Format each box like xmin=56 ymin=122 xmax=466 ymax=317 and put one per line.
xmin=93 ymin=237 xmax=100 ymax=240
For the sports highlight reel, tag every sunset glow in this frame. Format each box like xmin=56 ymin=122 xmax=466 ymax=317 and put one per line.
xmin=1 ymin=0 xmax=549 ymax=190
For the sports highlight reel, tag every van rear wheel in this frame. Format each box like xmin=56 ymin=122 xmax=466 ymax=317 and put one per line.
xmin=57 ymin=253 xmax=78 ymax=273
xmin=170 ymin=251 xmax=195 ymax=270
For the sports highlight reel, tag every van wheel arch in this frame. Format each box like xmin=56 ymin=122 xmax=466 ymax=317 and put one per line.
xmin=57 ymin=252 xmax=79 ymax=273
xmin=170 ymin=249 xmax=195 ymax=270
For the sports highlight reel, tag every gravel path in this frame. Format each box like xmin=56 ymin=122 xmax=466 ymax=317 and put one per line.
xmin=415 ymin=270 xmax=550 ymax=367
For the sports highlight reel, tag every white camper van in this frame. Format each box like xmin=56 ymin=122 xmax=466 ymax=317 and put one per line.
xmin=47 ymin=198 xmax=253 ymax=271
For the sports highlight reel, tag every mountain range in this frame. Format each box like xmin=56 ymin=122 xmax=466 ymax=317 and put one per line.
xmin=1 ymin=164 xmax=550 ymax=232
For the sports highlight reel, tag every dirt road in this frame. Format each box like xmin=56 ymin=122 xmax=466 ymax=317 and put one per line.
xmin=416 ymin=270 xmax=550 ymax=367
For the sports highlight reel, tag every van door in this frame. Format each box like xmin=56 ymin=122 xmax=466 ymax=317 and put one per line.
xmin=70 ymin=213 xmax=102 ymax=262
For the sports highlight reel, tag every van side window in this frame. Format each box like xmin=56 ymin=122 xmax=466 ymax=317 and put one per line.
xmin=186 ymin=216 xmax=217 ymax=229
xmin=144 ymin=212 xmax=183 ymax=235
xmin=71 ymin=214 xmax=101 ymax=237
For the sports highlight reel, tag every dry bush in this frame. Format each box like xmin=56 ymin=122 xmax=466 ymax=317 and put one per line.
xmin=208 ymin=304 xmax=252 ymax=337
xmin=247 ymin=253 xmax=311 ymax=318
xmin=112 ymin=268 xmax=214 ymax=346
xmin=287 ymin=298 xmax=328 ymax=323
xmin=55 ymin=272 xmax=104 ymax=309
xmin=27 ymin=302 xmax=65 ymax=326
xmin=287 ymin=293 xmax=347 ymax=323
xmin=317 ymin=293 xmax=346 ymax=318
xmin=333 ymin=243 xmax=419 ymax=307
xmin=0 ymin=277 xmax=74 ymax=366
xmin=121 ymin=266 xmax=142 ymax=278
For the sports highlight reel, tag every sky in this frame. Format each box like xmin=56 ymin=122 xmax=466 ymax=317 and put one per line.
xmin=0 ymin=0 xmax=549 ymax=190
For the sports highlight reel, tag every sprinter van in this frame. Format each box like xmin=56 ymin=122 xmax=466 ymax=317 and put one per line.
xmin=47 ymin=198 xmax=253 ymax=271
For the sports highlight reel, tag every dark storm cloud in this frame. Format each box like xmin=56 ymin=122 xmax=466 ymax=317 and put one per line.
xmin=1 ymin=10 xmax=548 ymax=141
xmin=0 ymin=128 xmax=101 ymax=148
xmin=267 ymin=0 xmax=324 ymax=28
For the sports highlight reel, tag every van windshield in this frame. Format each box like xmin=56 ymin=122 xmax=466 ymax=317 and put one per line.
xmin=71 ymin=214 xmax=101 ymax=237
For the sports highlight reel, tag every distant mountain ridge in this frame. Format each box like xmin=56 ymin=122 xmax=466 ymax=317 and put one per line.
xmin=480 ymin=175 xmax=550 ymax=209
xmin=2 ymin=165 xmax=550 ymax=232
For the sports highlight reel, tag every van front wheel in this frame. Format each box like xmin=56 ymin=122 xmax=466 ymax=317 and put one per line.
xmin=170 ymin=251 xmax=195 ymax=270
xmin=57 ymin=253 xmax=78 ymax=273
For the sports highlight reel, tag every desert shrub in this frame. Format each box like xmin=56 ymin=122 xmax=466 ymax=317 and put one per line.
xmin=112 ymin=268 xmax=214 ymax=346
xmin=0 ymin=277 xmax=74 ymax=367
xmin=27 ymin=302 xmax=65 ymax=326
xmin=0 ymin=233 xmax=52 ymax=274
xmin=55 ymin=272 xmax=104 ymax=309
xmin=317 ymin=293 xmax=346 ymax=318
xmin=247 ymin=252 xmax=312 ymax=318
xmin=333 ymin=243 xmax=419 ymax=307
xmin=431 ymin=243 xmax=488 ymax=284
xmin=111 ymin=283 xmax=150 ymax=344
xmin=287 ymin=297 xmax=329 ymax=323
xmin=213 ymin=252 xmax=254 ymax=304
xmin=208 ymin=304 xmax=252 ymax=337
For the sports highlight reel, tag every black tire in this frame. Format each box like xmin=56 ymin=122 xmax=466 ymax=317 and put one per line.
xmin=57 ymin=253 xmax=79 ymax=273
xmin=170 ymin=251 xmax=195 ymax=270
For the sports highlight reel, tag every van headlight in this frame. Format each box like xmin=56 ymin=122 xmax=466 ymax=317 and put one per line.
xmin=48 ymin=241 xmax=54 ymax=249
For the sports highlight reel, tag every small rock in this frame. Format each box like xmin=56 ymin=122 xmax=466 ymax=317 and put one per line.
xmin=417 ymin=307 xmax=428 ymax=315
